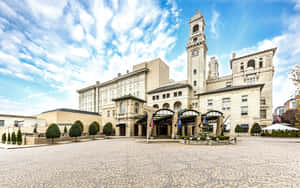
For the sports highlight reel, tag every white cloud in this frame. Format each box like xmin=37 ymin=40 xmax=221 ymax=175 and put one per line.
xmin=72 ymin=25 xmax=85 ymax=41
xmin=210 ymin=10 xmax=220 ymax=38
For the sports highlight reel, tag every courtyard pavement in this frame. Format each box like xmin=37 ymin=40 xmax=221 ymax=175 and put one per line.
xmin=0 ymin=137 xmax=299 ymax=188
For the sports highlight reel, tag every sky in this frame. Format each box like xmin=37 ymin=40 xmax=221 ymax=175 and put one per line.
xmin=0 ymin=0 xmax=299 ymax=115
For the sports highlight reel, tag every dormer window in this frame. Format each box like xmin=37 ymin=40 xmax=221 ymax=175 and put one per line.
xmin=193 ymin=24 xmax=199 ymax=33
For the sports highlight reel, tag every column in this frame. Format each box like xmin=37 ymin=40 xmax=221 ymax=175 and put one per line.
xmin=146 ymin=111 xmax=153 ymax=139
xmin=138 ymin=124 xmax=142 ymax=136
xmin=167 ymin=125 xmax=171 ymax=136
xmin=187 ymin=126 xmax=192 ymax=136
xmin=115 ymin=126 xmax=120 ymax=136
xmin=216 ymin=116 xmax=223 ymax=137
xmin=181 ymin=126 xmax=185 ymax=136
xmin=171 ymin=112 xmax=178 ymax=139
xmin=126 ymin=125 xmax=130 ymax=137
xmin=153 ymin=125 xmax=157 ymax=137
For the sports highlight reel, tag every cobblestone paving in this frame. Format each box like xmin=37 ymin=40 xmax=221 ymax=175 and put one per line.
xmin=0 ymin=137 xmax=300 ymax=188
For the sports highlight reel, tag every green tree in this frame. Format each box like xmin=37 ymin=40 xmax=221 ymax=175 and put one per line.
xmin=2 ymin=133 xmax=6 ymax=144
xmin=17 ymin=129 xmax=22 ymax=145
xmin=90 ymin=122 xmax=100 ymax=133
xmin=7 ymin=133 xmax=11 ymax=144
xmin=265 ymin=130 xmax=270 ymax=136
xmin=88 ymin=123 xmax=98 ymax=139
xmin=250 ymin=123 xmax=261 ymax=136
xmin=271 ymin=130 xmax=277 ymax=137
xmin=11 ymin=132 xmax=16 ymax=144
xmin=103 ymin=122 xmax=113 ymax=136
xmin=74 ymin=121 xmax=84 ymax=133
xmin=46 ymin=123 xmax=61 ymax=144
xmin=69 ymin=123 xmax=82 ymax=141
xmin=64 ymin=126 xmax=68 ymax=135
xmin=235 ymin=124 xmax=242 ymax=136
xmin=291 ymin=130 xmax=297 ymax=137
xmin=283 ymin=130 xmax=289 ymax=137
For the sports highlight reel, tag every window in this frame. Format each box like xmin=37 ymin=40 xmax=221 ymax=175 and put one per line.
xmin=135 ymin=103 xmax=139 ymax=114
xmin=246 ymin=75 xmax=256 ymax=84
xmin=113 ymin=110 xmax=115 ymax=117
xmin=167 ymin=93 xmax=170 ymax=98
xmin=152 ymin=96 xmax=155 ymax=100
xmin=153 ymin=104 xmax=159 ymax=109
xmin=241 ymin=95 xmax=248 ymax=102
xmin=208 ymin=99 xmax=213 ymax=106
xmin=163 ymin=94 xmax=166 ymax=99
xmin=193 ymin=24 xmax=199 ymax=32
xmin=107 ymin=110 xmax=110 ymax=117
xmin=226 ymin=82 xmax=232 ymax=88
xmin=260 ymin=109 xmax=267 ymax=119
xmin=222 ymin=98 xmax=231 ymax=110
xmin=259 ymin=61 xmax=263 ymax=68
xmin=193 ymin=69 xmax=197 ymax=75
xmin=192 ymin=50 xmax=198 ymax=56
xmin=0 ymin=120 xmax=4 ymax=127
xmin=193 ymin=81 xmax=197 ymax=86
xmin=247 ymin=59 xmax=255 ymax=70
xmin=260 ymin=99 xmax=266 ymax=105
xmin=241 ymin=106 xmax=248 ymax=116
xmin=240 ymin=124 xmax=249 ymax=133
xmin=120 ymin=102 xmax=126 ymax=114
xmin=156 ymin=95 xmax=159 ymax=100
xmin=241 ymin=65 xmax=244 ymax=71
xmin=178 ymin=91 xmax=182 ymax=96
xmin=174 ymin=92 xmax=177 ymax=97
xmin=193 ymin=37 xmax=197 ymax=42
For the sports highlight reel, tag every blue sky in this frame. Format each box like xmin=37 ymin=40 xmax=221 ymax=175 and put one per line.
xmin=0 ymin=0 xmax=299 ymax=115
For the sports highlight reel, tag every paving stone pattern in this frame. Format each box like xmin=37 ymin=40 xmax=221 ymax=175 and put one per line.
xmin=0 ymin=137 xmax=299 ymax=188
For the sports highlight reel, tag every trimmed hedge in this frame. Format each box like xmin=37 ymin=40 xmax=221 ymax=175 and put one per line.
xmin=262 ymin=130 xmax=300 ymax=137
xmin=89 ymin=123 xmax=98 ymax=136
xmin=69 ymin=123 xmax=82 ymax=139
xmin=46 ymin=123 xmax=61 ymax=143
xmin=218 ymin=136 xmax=230 ymax=140
xmin=2 ymin=133 xmax=6 ymax=143
xmin=17 ymin=129 xmax=22 ymax=145
xmin=103 ymin=123 xmax=113 ymax=136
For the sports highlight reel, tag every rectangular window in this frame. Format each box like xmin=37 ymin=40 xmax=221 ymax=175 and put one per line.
xmin=260 ymin=99 xmax=266 ymax=105
xmin=240 ymin=124 xmax=249 ymax=133
xmin=178 ymin=91 xmax=182 ymax=96
xmin=174 ymin=92 xmax=177 ymax=97
xmin=241 ymin=106 xmax=248 ymax=116
xmin=208 ymin=99 xmax=213 ymax=106
xmin=107 ymin=110 xmax=110 ymax=117
xmin=226 ymin=82 xmax=232 ymax=88
xmin=163 ymin=94 xmax=166 ymax=99
xmin=222 ymin=98 xmax=231 ymax=110
xmin=156 ymin=95 xmax=159 ymax=100
xmin=242 ymin=95 xmax=248 ymax=102
xmin=152 ymin=96 xmax=155 ymax=100
xmin=0 ymin=120 xmax=4 ymax=127
xmin=260 ymin=109 xmax=267 ymax=119
xmin=167 ymin=93 xmax=170 ymax=98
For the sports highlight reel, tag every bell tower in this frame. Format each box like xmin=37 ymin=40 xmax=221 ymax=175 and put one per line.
xmin=186 ymin=10 xmax=207 ymax=95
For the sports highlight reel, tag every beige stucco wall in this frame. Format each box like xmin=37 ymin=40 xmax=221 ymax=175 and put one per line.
xmin=198 ymin=87 xmax=261 ymax=135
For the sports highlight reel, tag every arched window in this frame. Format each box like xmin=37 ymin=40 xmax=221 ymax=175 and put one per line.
xmin=193 ymin=80 xmax=197 ymax=86
xmin=134 ymin=103 xmax=139 ymax=114
xmin=193 ymin=24 xmax=199 ymax=33
xmin=153 ymin=104 xmax=159 ymax=109
xmin=247 ymin=59 xmax=255 ymax=70
xmin=120 ymin=102 xmax=126 ymax=114
xmin=174 ymin=101 xmax=182 ymax=112
xmin=193 ymin=37 xmax=197 ymax=42
xmin=259 ymin=61 xmax=263 ymax=68
xmin=162 ymin=103 xmax=170 ymax=109
xmin=193 ymin=69 xmax=197 ymax=75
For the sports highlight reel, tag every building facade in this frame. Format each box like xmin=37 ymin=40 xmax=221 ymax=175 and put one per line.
xmin=78 ymin=10 xmax=276 ymax=136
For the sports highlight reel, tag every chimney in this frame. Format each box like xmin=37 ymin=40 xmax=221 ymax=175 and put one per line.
xmin=232 ymin=52 xmax=236 ymax=59
xmin=117 ymin=73 xmax=121 ymax=77
xmin=126 ymin=70 xmax=129 ymax=74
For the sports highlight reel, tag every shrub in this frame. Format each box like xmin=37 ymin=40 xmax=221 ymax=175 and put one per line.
xmin=192 ymin=137 xmax=197 ymax=140
xmin=7 ymin=133 xmax=11 ymax=144
xmin=11 ymin=132 xmax=16 ymax=144
xmin=271 ymin=130 xmax=277 ymax=137
xmin=2 ymin=133 xmax=6 ymax=143
xmin=290 ymin=130 xmax=297 ymax=137
xmin=90 ymin=122 xmax=100 ymax=133
xmin=277 ymin=130 xmax=283 ymax=137
xmin=283 ymin=130 xmax=289 ymax=137
xmin=261 ymin=132 xmax=265 ymax=136
xmin=218 ymin=136 xmax=230 ymax=140
xmin=33 ymin=127 xmax=37 ymax=133
xmin=46 ymin=123 xmax=61 ymax=143
xmin=209 ymin=136 xmax=216 ymax=140
xmin=251 ymin=123 xmax=261 ymax=136
xmin=297 ymin=131 xmax=300 ymax=137
xmin=64 ymin=126 xmax=67 ymax=135
xmin=200 ymin=136 xmax=206 ymax=141
xmin=69 ymin=123 xmax=82 ymax=140
xmin=180 ymin=136 xmax=189 ymax=140
xmin=74 ymin=121 xmax=84 ymax=132
xmin=103 ymin=123 xmax=113 ymax=136
xmin=235 ymin=125 xmax=242 ymax=136
xmin=17 ymin=129 xmax=22 ymax=145
xmin=265 ymin=130 xmax=270 ymax=136
xmin=89 ymin=123 xmax=98 ymax=138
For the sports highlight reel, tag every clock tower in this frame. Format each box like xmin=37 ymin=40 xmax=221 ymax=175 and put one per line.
xmin=186 ymin=10 xmax=207 ymax=95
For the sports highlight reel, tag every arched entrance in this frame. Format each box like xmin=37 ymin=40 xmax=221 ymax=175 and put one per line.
xmin=174 ymin=101 xmax=182 ymax=112
xmin=134 ymin=114 xmax=148 ymax=137
xmin=202 ymin=110 xmax=224 ymax=136
xmin=162 ymin=103 xmax=170 ymax=109
xmin=152 ymin=109 xmax=174 ymax=138
xmin=116 ymin=123 xmax=126 ymax=136
xmin=178 ymin=109 xmax=200 ymax=136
